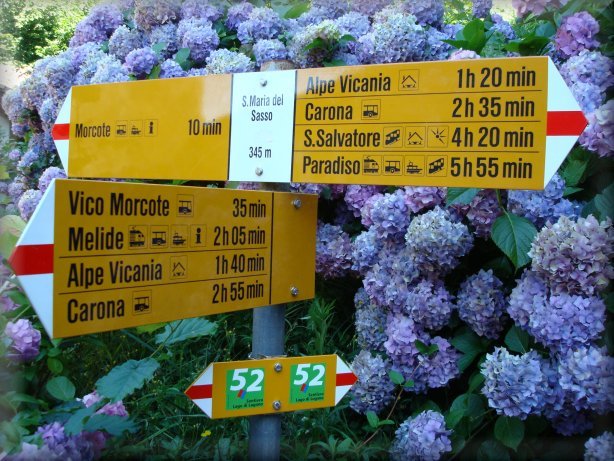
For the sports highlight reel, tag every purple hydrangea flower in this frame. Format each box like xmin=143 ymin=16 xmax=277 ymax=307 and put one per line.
xmin=384 ymin=313 xmax=420 ymax=365
xmin=81 ymin=391 xmax=129 ymax=417
xmin=481 ymin=348 xmax=548 ymax=419
xmin=39 ymin=98 xmax=59 ymax=132
xmin=559 ymin=50 xmax=614 ymax=93
xmin=355 ymin=288 xmax=388 ymax=352
xmin=390 ymin=410 xmax=452 ymax=461
xmin=401 ymin=279 xmax=454 ymax=331
xmin=180 ymin=0 xmax=222 ymax=22
xmin=181 ymin=22 xmax=219 ymax=65
xmin=529 ymin=215 xmax=614 ymax=296
xmin=351 ymin=228 xmax=383 ymax=275
xmin=8 ymin=176 xmax=29 ymax=202
xmin=74 ymin=47 xmax=108 ymax=85
xmin=397 ymin=0 xmax=444 ymax=27
xmin=580 ymin=100 xmax=614 ymax=158
xmin=186 ymin=67 xmax=208 ymax=77
xmin=555 ymin=12 xmax=600 ymax=58
xmin=570 ymin=80 xmax=604 ymax=114
xmin=412 ymin=336 xmax=461 ymax=392
xmin=237 ymin=7 xmax=285 ymax=45
xmin=315 ymin=222 xmax=353 ymax=279
xmin=1 ymin=294 xmax=18 ymax=313
xmin=124 ymin=47 xmax=159 ymax=77
xmin=17 ymin=189 xmax=43 ymax=221
xmin=403 ymin=187 xmax=445 ymax=214
xmin=463 ymin=189 xmax=503 ymax=238
xmin=147 ymin=23 xmax=179 ymax=59
xmin=91 ymin=56 xmax=130 ymax=84
xmin=585 ymin=432 xmax=614 ymax=461
xmin=344 ymin=185 xmax=384 ymax=218
xmin=108 ymin=25 xmax=144 ymax=62
xmin=19 ymin=70 xmax=49 ymax=112
xmin=205 ymin=49 xmax=254 ymax=74
xmin=252 ymin=39 xmax=288 ymax=67
xmin=348 ymin=0 xmax=393 ymax=17
xmin=424 ymin=28 xmax=453 ymax=61
xmin=288 ymin=20 xmax=342 ymax=68
xmin=4 ymin=319 xmax=41 ymax=362
xmin=457 ymin=269 xmax=507 ymax=339
xmin=350 ymin=350 xmax=396 ymax=414
xmin=38 ymin=167 xmax=66 ymax=193
xmin=508 ymin=270 xmax=549 ymax=329
xmin=134 ymin=0 xmax=181 ymax=31
xmin=357 ymin=13 xmax=426 ymax=64
xmin=449 ymin=49 xmax=481 ymax=60
xmin=364 ymin=189 xmax=411 ymax=240
xmin=405 ymin=207 xmax=473 ymax=275
xmin=311 ymin=0 xmax=349 ymax=19
xmin=508 ymin=173 xmax=581 ymax=229
xmin=512 ymin=0 xmax=565 ymax=17
xmin=159 ymin=59 xmax=187 ymax=78
xmin=70 ymin=4 xmax=123 ymax=46
xmin=558 ymin=346 xmax=614 ymax=414
xmin=225 ymin=2 xmax=254 ymax=31
xmin=335 ymin=12 xmax=370 ymax=52
xmin=473 ymin=0 xmax=492 ymax=18
xmin=2 ymin=87 xmax=29 ymax=137
xmin=491 ymin=13 xmax=516 ymax=40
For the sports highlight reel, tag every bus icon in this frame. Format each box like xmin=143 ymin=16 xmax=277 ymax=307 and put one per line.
xmin=133 ymin=291 xmax=151 ymax=315
xmin=385 ymin=160 xmax=401 ymax=173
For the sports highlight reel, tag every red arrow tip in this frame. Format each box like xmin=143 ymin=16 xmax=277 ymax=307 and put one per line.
xmin=336 ymin=372 xmax=358 ymax=387
xmin=8 ymin=244 xmax=54 ymax=276
xmin=51 ymin=123 xmax=70 ymax=141
xmin=547 ymin=110 xmax=588 ymax=136
xmin=185 ymin=384 xmax=212 ymax=400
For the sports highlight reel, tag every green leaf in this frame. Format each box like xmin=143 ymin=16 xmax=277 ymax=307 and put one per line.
xmin=148 ymin=64 xmax=161 ymax=79
xmin=450 ymin=393 xmax=484 ymax=419
xmin=494 ymin=416 xmax=524 ymax=451
xmin=305 ymin=36 xmax=326 ymax=51
xmin=415 ymin=340 xmax=438 ymax=356
xmin=135 ymin=322 xmax=166 ymax=334
xmin=96 ymin=358 xmax=159 ymax=400
xmin=151 ymin=41 xmax=167 ymax=54
xmin=366 ymin=410 xmax=379 ymax=428
xmin=477 ymin=440 xmax=511 ymax=461
xmin=47 ymin=357 xmax=64 ymax=374
xmin=84 ymin=414 xmax=137 ymax=436
xmin=563 ymin=186 xmax=583 ymax=197
xmin=0 ymin=164 xmax=9 ymax=180
xmin=505 ymin=326 xmax=529 ymax=353
xmin=491 ymin=212 xmax=537 ymax=270
xmin=447 ymin=188 xmax=479 ymax=205
xmin=594 ymin=184 xmax=614 ymax=220
xmin=46 ymin=376 xmax=76 ymax=401
xmin=174 ymin=47 xmax=192 ymax=70
xmin=64 ymin=405 xmax=96 ymax=435
xmin=155 ymin=318 xmax=217 ymax=345
xmin=284 ymin=2 xmax=310 ymax=19
xmin=468 ymin=373 xmax=485 ymax=393
xmin=462 ymin=19 xmax=487 ymax=52
xmin=450 ymin=329 xmax=484 ymax=355
xmin=446 ymin=409 xmax=465 ymax=428
xmin=387 ymin=369 xmax=405 ymax=385
xmin=0 ymin=215 xmax=25 ymax=259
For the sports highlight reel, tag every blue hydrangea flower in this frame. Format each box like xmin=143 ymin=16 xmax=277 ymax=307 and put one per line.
xmin=344 ymin=185 xmax=384 ymax=218
xmin=580 ymin=100 xmax=614 ymax=158
xmin=19 ymin=70 xmax=49 ymax=112
xmin=529 ymin=215 xmax=614 ymax=296
xmin=403 ymin=187 xmax=445 ymax=214
xmin=147 ymin=23 xmax=179 ymax=59
xmin=334 ymin=12 xmax=370 ymax=52
xmin=449 ymin=49 xmax=481 ymax=60
xmin=481 ymin=348 xmax=548 ymax=419
xmin=508 ymin=270 xmax=548 ymax=329
xmin=124 ymin=47 xmax=159 ymax=77
xmin=159 ymin=59 xmax=187 ymax=78
xmin=39 ymin=98 xmax=58 ymax=132
xmin=390 ymin=411 xmax=452 ymax=461
xmin=252 ymin=39 xmax=288 ymax=67
xmin=584 ymin=432 xmax=614 ymax=461
xmin=558 ymin=346 xmax=614 ymax=414
xmin=472 ymin=0 xmax=492 ymax=18
xmin=134 ymin=0 xmax=181 ymax=31
xmin=357 ymin=13 xmax=426 ymax=64
xmin=38 ymin=167 xmax=66 ymax=194
xmin=311 ymin=0 xmax=349 ymax=19
xmin=237 ymin=7 xmax=285 ymax=45
xmin=350 ymin=349 xmax=396 ymax=414
xmin=186 ymin=67 xmax=208 ymax=77
xmin=75 ymin=47 xmax=109 ymax=85
xmin=457 ymin=269 xmax=507 ymax=339
xmin=315 ymin=222 xmax=353 ymax=279
xmin=355 ymin=288 xmax=388 ymax=352
xmin=1 ymin=87 xmax=29 ymax=137
xmin=70 ymin=4 xmax=123 ymax=46
xmin=412 ymin=336 xmax=460 ymax=392
xmin=348 ymin=0 xmax=393 ymax=17
xmin=491 ymin=13 xmax=516 ymax=40
xmin=351 ymin=228 xmax=383 ymax=275
xmin=108 ymin=25 xmax=144 ymax=62
xmin=363 ymin=189 xmax=411 ymax=240
xmin=559 ymin=50 xmax=614 ymax=93
xmin=17 ymin=189 xmax=42 ymax=221
xmin=8 ymin=176 xmax=29 ymax=202
xmin=424 ymin=28 xmax=453 ymax=61
xmin=288 ymin=20 xmax=342 ymax=68
xmin=91 ymin=56 xmax=130 ymax=84
xmin=225 ymin=2 xmax=254 ymax=31
xmin=570 ymin=80 xmax=604 ymax=114
xmin=181 ymin=22 xmax=219 ymax=65
xmin=508 ymin=173 xmax=581 ymax=229
xmin=384 ymin=313 xmax=420 ymax=365
xmin=555 ymin=11 xmax=600 ymax=58
xmin=397 ymin=0 xmax=444 ymax=27
xmin=205 ymin=49 xmax=254 ymax=74
xmin=401 ymin=279 xmax=454 ymax=331
xmin=405 ymin=207 xmax=474 ymax=275
xmin=464 ymin=189 xmax=503 ymax=238
xmin=180 ymin=0 xmax=222 ymax=22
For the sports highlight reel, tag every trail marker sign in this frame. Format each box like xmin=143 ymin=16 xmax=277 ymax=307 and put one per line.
xmin=8 ymin=179 xmax=317 ymax=338
xmin=53 ymin=57 xmax=586 ymax=190
xmin=185 ymin=355 xmax=357 ymax=419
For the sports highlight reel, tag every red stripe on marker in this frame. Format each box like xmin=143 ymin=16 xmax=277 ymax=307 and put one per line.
xmin=185 ymin=384 xmax=212 ymax=400
xmin=336 ymin=372 xmax=357 ymax=387
xmin=51 ymin=123 xmax=70 ymax=140
xmin=547 ymin=111 xmax=587 ymax=136
xmin=8 ymin=244 xmax=54 ymax=276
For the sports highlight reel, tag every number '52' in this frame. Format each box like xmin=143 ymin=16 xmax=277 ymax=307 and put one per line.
xmin=293 ymin=364 xmax=325 ymax=386
xmin=229 ymin=368 xmax=264 ymax=392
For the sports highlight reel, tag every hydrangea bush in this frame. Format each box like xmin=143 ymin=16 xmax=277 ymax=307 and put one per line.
xmin=0 ymin=0 xmax=612 ymax=459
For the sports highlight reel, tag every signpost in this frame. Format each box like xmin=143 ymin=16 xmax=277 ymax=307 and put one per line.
xmin=8 ymin=179 xmax=317 ymax=338
xmin=185 ymin=355 xmax=357 ymax=419
xmin=53 ymin=57 xmax=586 ymax=189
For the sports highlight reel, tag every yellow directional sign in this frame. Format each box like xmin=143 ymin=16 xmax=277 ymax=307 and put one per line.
xmin=185 ymin=355 xmax=357 ymax=419
xmin=8 ymin=180 xmax=317 ymax=338
xmin=53 ymin=57 xmax=586 ymax=189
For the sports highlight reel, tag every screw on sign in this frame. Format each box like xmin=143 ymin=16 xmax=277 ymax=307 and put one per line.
xmin=184 ymin=355 xmax=357 ymax=419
